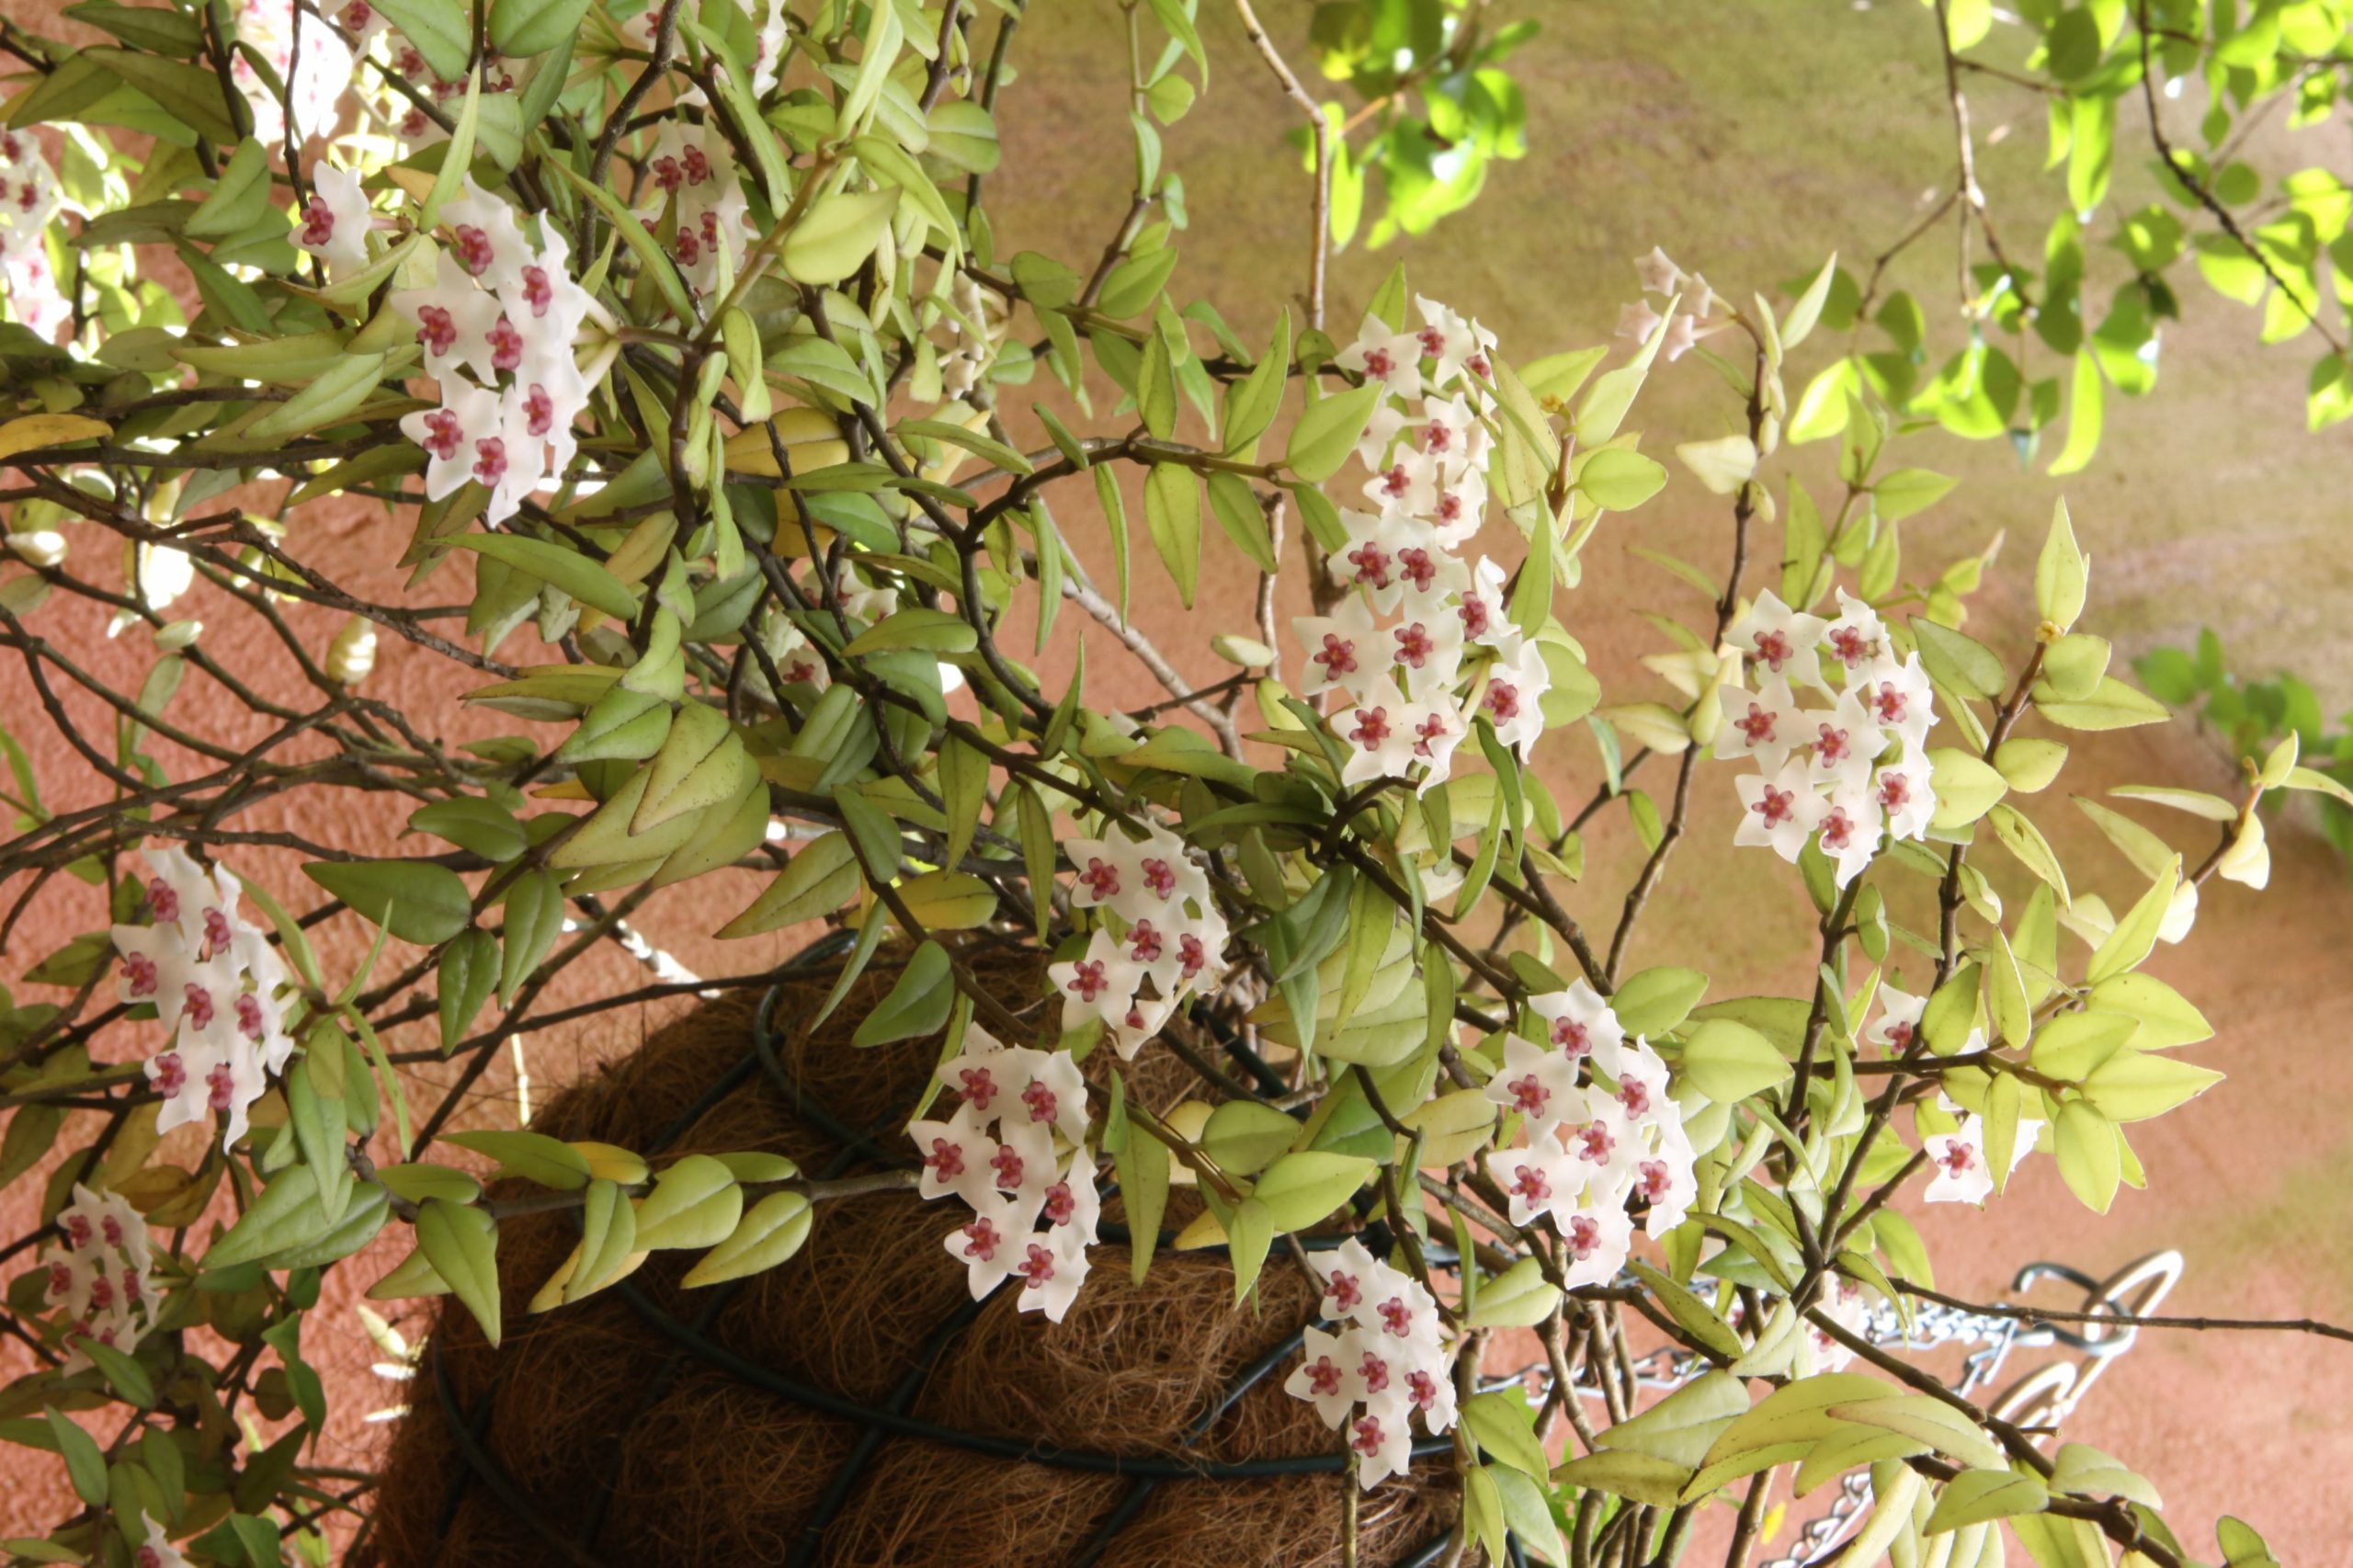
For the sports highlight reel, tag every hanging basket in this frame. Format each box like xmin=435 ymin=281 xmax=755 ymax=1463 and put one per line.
xmin=364 ymin=944 xmax=1459 ymax=1566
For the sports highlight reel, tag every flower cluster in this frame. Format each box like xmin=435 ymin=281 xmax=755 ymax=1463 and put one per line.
xmin=1282 ymin=1238 xmax=1457 ymax=1488
xmin=37 ymin=1184 xmax=155 ymax=1371
xmin=226 ymin=0 xmax=353 ymax=146
xmin=0 ymin=130 xmax=70 ymax=342
xmin=907 ymin=1026 xmax=1099 ymax=1322
xmin=1719 ymin=589 xmax=1938 ymax=886
xmin=933 ymin=271 xmax=1004 ymax=401
xmin=1613 ymin=244 xmax=1725 ymax=364
xmin=392 ymin=180 xmax=604 ymax=526
xmin=1480 ymin=981 xmax=1696 ymax=1288
xmin=1045 ymin=820 xmax=1232 ymax=1058
xmin=1299 ymin=297 xmax=1552 ymax=793
xmin=110 ymin=846 xmax=294 ymax=1149
xmin=631 ymin=125 xmax=756 ymax=298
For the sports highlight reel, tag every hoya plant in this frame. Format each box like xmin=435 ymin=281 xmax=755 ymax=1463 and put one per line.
xmin=0 ymin=1 xmax=2336 ymax=1565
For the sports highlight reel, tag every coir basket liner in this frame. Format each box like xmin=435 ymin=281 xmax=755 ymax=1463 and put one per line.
xmin=362 ymin=944 xmax=1461 ymax=1566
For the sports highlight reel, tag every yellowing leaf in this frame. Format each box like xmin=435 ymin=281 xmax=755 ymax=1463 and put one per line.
xmin=0 ymin=413 xmax=109 ymax=461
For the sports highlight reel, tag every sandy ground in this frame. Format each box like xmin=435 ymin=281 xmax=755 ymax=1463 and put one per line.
xmin=3 ymin=0 xmax=2350 ymax=1561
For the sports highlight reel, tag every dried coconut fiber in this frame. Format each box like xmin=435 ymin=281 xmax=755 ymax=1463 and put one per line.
xmin=362 ymin=942 xmax=1461 ymax=1566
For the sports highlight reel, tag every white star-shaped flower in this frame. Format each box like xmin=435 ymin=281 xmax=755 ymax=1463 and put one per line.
xmin=1729 ymin=590 xmax=1831 ymax=692
xmin=1634 ymin=245 xmax=1685 ymax=295
xmin=1923 ymin=1117 xmax=1995 ymax=1205
xmin=1734 ymin=756 xmax=1830 ymax=862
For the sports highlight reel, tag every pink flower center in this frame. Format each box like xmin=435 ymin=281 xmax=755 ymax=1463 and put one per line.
xmin=1067 ymin=960 xmax=1109 ymax=1003
xmin=1347 ymin=541 xmax=1393 ymax=588
xmin=924 ymin=1137 xmax=965 ymax=1181
xmin=1619 ymin=1079 xmax=1652 ymax=1117
xmin=652 ymin=155 xmax=684 ymax=192
xmin=1872 ymin=682 xmax=1908 ymax=725
xmin=1177 ymin=934 xmax=1207 ymax=980
xmin=488 ymin=315 xmax=525 ymax=372
xmin=121 ymin=953 xmax=159 ymax=997
xmin=957 ymin=1066 xmax=997 ymax=1111
xmin=1413 ymin=712 xmax=1450 ymax=757
xmin=1938 ymin=1140 xmax=1977 ymax=1176
xmin=1349 ymin=706 xmax=1391 ymax=751
xmin=1078 ymin=858 xmax=1120 ymax=901
xmin=1736 ymin=703 xmax=1777 ymax=745
xmin=1398 ymin=547 xmax=1437 ymax=591
xmin=1752 ymin=629 xmax=1793 ymax=670
xmin=1830 ymin=626 xmax=1876 ymax=667
xmin=1324 ymin=1269 xmax=1361 ymax=1312
xmin=183 ymin=983 xmax=214 ymax=1029
xmin=1378 ymin=1297 xmax=1414 ymax=1336
xmin=1886 ymin=1020 xmax=1915 ymax=1051
xmin=206 ymin=1062 xmax=235 ymax=1110
xmin=421 ymin=407 xmax=464 ymax=460
xmin=1639 ymin=1160 xmax=1673 ymax=1201
xmin=1313 ymin=632 xmax=1358 ymax=677
xmin=1350 ymin=1413 xmax=1386 ymax=1457
xmin=676 ymin=227 xmax=703 ymax=267
xmin=1437 ymin=489 xmax=1466 ymax=524
xmin=1127 ymin=920 xmax=1164 ymax=964
xmin=683 ymin=146 xmax=711 ymax=185
xmin=1508 ymin=1074 xmax=1549 ymax=1116
xmin=1815 ymin=722 xmax=1852 ymax=764
xmin=146 ymin=877 xmax=179 ymax=921
xmin=46 ymin=1262 xmax=72 ymax=1298
xmin=520 ymin=264 xmax=552 ymax=317
xmin=1306 ymin=1355 xmax=1343 ymax=1396
xmin=1510 ymin=1163 xmax=1552 ymax=1204
xmin=235 ymin=992 xmax=265 ymax=1042
xmin=101 ymin=1216 xmax=123 ymax=1248
xmin=339 ymin=0 xmax=370 ymax=26
xmin=1018 ymin=1243 xmax=1056 ymax=1289
xmin=1140 ymin=858 xmax=1176 ymax=899
xmin=1567 ymin=1213 xmax=1603 ymax=1258
xmin=1574 ymin=1121 xmax=1616 ymax=1164
xmin=1362 ymin=347 xmax=1393 ymax=378
xmin=1042 ymin=1180 xmax=1075 ymax=1225
xmin=1021 ymin=1080 xmax=1059 ymax=1126
xmin=415 ymin=304 xmax=457 ymax=358
xmin=301 ymin=195 xmax=336 ymax=247
xmin=1393 ymin=622 xmax=1436 ymax=668
xmin=1406 ymin=1369 xmax=1442 ymax=1411
xmin=452 ymin=224 xmax=495 ymax=275
xmin=960 ymin=1216 xmax=1001 ymax=1262
xmin=1821 ymin=807 xmax=1857 ymax=851
xmin=524 ymin=383 xmax=555 ymax=437
xmin=1552 ymin=1017 xmax=1591 ymax=1057
xmin=1422 ymin=420 xmax=1452 ymax=453
xmin=1358 ymin=1350 xmax=1391 ymax=1393
xmin=152 ymin=1052 xmax=185 ymax=1095
xmin=990 ymin=1145 xmax=1027 ymax=1191
xmin=1754 ymin=785 xmax=1796 ymax=828
xmin=1418 ymin=326 xmax=1447 ymax=358
xmin=1878 ymin=771 xmax=1913 ymax=812
xmin=1379 ymin=463 xmax=1412 ymax=498
xmin=1483 ymin=678 xmax=1520 ymax=722
xmin=472 ymin=435 xmax=508 ymax=488
xmin=1459 ymin=594 xmax=1491 ymax=639
xmin=64 ymin=1214 xmax=91 ymax=1247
